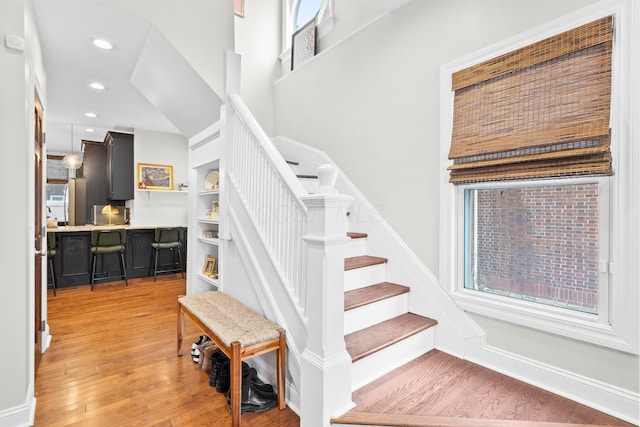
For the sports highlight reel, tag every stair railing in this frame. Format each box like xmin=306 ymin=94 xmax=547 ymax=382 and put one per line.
xmin=225 ymin=94 xmax=311 ymax=316
xmin=224 ymin=95 xmax=355 ymax=426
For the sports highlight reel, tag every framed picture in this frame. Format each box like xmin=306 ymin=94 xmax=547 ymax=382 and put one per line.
xmin=138 ymin=163 xmax=174 ymax=190
xmin=234 ymin=0 xmax=244 ymax=17
xmin=291 ymin=18 xmax=316 ymax=71
xmin=203 ymin=257 xmax=216 ymax=276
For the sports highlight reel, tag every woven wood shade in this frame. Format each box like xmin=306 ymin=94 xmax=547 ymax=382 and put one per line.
xmin=448 ymin=16 xmax=613 ymax=184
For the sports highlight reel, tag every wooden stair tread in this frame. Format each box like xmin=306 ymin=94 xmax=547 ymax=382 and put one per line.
xmin=331 ymin=412 xmax=631 ymax=427
xmin=345 ymin=255 xmax=387 ymax=271
xmin=347 ymin=232 xmax=368 ymax=239
xmin=345 ymin=313 xmax=437 ymax=362
xmin=344 ymin=282 xmax=409 ymax=311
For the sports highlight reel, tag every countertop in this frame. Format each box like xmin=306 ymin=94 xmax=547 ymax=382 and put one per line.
xmin=47 ymin=225 xmax=187 ymax=232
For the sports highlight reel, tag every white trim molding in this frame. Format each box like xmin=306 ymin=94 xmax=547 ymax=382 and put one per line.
xmin=467 ymin=345 xmax=640 ymax=425
xmin=0 ymin=385 xmax=36 ymax=427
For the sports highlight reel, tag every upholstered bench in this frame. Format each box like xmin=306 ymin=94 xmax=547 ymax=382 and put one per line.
xmin=177 ymin=291 xmax=286 ymax=426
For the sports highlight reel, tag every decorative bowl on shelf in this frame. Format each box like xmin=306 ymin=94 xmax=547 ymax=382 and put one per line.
xmin=204 ymin=170 xmax=219 ymax=190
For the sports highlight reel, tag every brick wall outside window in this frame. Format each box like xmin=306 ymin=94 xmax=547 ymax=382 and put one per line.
xmin=469 ymin=184 xmax=599 ymax=313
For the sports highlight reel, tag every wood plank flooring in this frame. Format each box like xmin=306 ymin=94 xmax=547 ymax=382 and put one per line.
xmin=34 ymin=275 xmax=300 ymax=427
xmin=36 ymin=275 xmax=635 ymax=427
xmin=346 ymin=350 xmax=635 ymax=427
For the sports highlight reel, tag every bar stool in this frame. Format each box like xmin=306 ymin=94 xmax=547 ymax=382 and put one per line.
xmin=47 ymin=232 xmax=57 ymax=296
xmin=90 ymin=228 xmax=128 ymax=291
xmin=150 ymin=227 xmax=184 ymax=282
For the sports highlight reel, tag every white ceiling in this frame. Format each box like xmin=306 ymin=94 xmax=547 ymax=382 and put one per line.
xmin=33 ymin=1 xmax=197 ymax=154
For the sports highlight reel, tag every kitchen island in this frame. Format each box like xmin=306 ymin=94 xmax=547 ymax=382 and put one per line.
xmin=47 ymin=225 xmax=187 ymax=288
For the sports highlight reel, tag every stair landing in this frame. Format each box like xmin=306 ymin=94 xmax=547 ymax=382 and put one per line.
xmin=332 ymin=350 xmax=635 ymax=427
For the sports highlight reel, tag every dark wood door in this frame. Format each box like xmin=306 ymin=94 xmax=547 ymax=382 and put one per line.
xmin=34 ymin=92 xmax=44 ymax=373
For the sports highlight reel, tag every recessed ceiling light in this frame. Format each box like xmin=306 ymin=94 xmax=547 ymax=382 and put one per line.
xmin=88 ymin=82 xmax=106 ymax=90
xmin=84 ymin=112 xmax=98 ymax=118
xmin=85 ymin=128 xmax=95 ymax=133
xmin=92 ymin=38 xmax=113 ymax=50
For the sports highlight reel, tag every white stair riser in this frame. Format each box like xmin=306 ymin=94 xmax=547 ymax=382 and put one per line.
xmin=345 ymin=238 xmax=367 ymax=258
xmin=288 ymin=163 xmax=299 ymax=174
xmin=344 ymin=264 xmax=387 ymax=291
xmin=351 ymin=327 xmax=436 ymax=392
xmin=344 ymin=293 xmax=409 ymax=335
xmin=299 ymin=177 xmax=318 ymax=193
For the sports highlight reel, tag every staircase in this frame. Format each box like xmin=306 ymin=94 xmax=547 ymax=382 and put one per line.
xmin=288 ymin=157 xmax=440 ymax=393
xmin=214 ymin=94 xmax=637 ymax=427
xmin=288 ymin=157 xmax=439 ymax=392
xmin=342 ymin=235 xmax=438 ymax=391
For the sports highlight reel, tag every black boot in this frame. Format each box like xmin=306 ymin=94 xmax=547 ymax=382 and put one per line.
xmin=227 ymin=365 xmax=278 ymax=414
xmin=215 ymin=358 xmax=230 ymax=393
xmin=208 ymin=350 xmax=226 ymax=388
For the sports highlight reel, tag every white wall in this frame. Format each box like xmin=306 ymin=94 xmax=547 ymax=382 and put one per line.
xmin=0 ymin=1 xmax=29 ymax=414
xmin=270 ymin=0 xmax=638 ymax=406
xmin=109 ymin=0 xmax=234 ymax=103
xmin=234 ymin=0 xmax=281 ymax=134
xmin=0 ymin=0 xmax=45 ymax=424
xmin=129 ymin=129 xmax=189 ymax=227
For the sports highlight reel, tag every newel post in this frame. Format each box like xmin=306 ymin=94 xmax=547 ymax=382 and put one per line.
xmin=300 ymin=164 xmax=355 ymax=427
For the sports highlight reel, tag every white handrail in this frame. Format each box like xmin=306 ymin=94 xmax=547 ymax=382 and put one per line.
xmin=225 ymin=95 xmax=310 ymax=316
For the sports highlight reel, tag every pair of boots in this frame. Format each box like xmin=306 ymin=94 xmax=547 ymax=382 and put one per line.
xmin=226 ymin=363 xmax=278 ymax=414
xmin=208 ymin=350 xmax=231 ymax=392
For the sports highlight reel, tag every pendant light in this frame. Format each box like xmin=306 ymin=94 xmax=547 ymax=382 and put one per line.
xmin=63 ymin=123 xmax=83 ymax=169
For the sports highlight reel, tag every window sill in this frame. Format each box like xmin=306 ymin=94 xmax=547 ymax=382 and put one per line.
xmin=451 ymin=288 xmax=634 ymax=353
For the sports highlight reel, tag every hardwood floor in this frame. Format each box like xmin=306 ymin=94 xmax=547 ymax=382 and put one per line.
xmin=34 ymin=275 xmax=300 ymax=427
xmin=345 ymin=350 xmax=635 ymax=427
xmin=36 ymin=276 xmax=635 ymax=427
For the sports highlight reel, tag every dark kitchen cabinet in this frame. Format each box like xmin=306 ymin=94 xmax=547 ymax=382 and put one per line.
xmin=81 ymin=141 xmax=108 ymax=223
xmin=105 ymin=131 xmax=134 ymax=200
xmin=49 ymin=227 xmax=187 ymax=288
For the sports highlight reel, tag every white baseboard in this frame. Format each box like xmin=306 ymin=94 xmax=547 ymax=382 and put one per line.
xmin=0 ymin=385 xmax=36 ymax=427
xmin=42 ymin=323 xmax=51 ymax=353
xmin=466 ymin=344 xmax=639 ymax=425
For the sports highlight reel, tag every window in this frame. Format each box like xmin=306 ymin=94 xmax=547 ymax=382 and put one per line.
xmin=47 ymin=155 xmax=68 ymax=223
xmin=464 ymin=180 xmax=607 ymax=316
xmin=282 ymin=0 xmax=333 ymax=55
xmin=440 ymin=4 xmax=638 ymax=353
xmin=47 ymin=155 xmax=68 ymax=201
xmin=293 ymin=0 xmax=324 ymax=31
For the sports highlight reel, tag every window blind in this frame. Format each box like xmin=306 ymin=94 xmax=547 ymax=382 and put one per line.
xmin=448 ymin=16 xmax=613 ymax=184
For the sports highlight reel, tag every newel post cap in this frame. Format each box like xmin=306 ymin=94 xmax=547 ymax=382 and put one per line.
xmin=316 ymin=164 xmax=339 ymax=194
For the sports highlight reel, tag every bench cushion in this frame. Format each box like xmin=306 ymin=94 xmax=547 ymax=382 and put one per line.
xmin=179 ymin=291 xmax=281 ymax=347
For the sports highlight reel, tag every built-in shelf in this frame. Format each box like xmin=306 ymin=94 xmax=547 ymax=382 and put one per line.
xmin=188 ymin=127 xmax=222 ymax=295
xmin=197 ymin=217 xmax=220 ymax=224
xmin=197 ymin=189 xmax=220 ymax=196
xmin=197 ymin=272 xmax=220 ymax=287
xmin=197 ymin=236 xmax=220 ymax=245
xmin=137 ymin=189 xmax=189 ymax=199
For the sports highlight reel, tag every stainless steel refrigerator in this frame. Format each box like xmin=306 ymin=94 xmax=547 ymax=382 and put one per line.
xmin=67 ymin=177 xmax=87 ymax=226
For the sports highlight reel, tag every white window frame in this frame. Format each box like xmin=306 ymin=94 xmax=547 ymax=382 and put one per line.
xmin=439 ymin=0 xmax=638 ymax=354
xmin=280 ymin=0 xmax=334 ymax=63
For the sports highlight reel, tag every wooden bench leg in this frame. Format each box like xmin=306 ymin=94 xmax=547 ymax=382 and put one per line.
xmin=177 ymin=305 xmax=184 ymax=357
xmin=230 ymin=341 xmax=242 ymax=427
xmin=277 ymin=329 xmax=286 ymax=410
